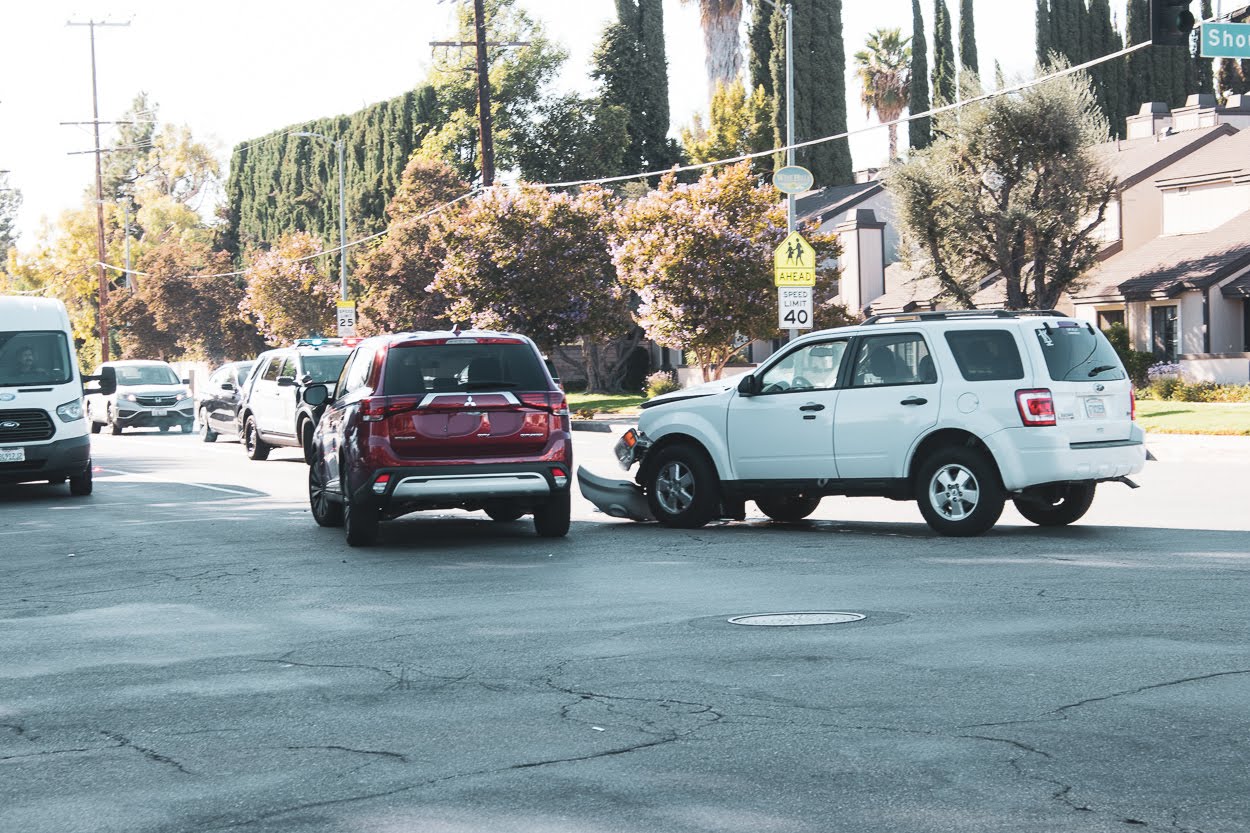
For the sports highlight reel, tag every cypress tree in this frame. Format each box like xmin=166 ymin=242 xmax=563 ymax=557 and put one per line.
xmin=932 ymin=0 xmax=956 ymax=105
xmin=958 ymin=0 xmax=978 ymax=82
xmin=910 ymin=0 xmax=932 ymax=151
xmin=1196 ymin=0 xmax=1215 ymax=95
xmin=1036 ymin=0 xmax=1051 ymax=65
xmin=748 ymin=0 xmax=773 ymax=98
xmin=593 ymin=0 xmax=676 ymax=173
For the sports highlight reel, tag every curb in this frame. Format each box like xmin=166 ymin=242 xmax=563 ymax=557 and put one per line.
xmin=571 ymin=420 xmax=613 ymax=433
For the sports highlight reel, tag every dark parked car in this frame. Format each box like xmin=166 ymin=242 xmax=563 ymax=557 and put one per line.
xmin=304 ymin=330 xmax=572 ymax=546
xmin=238 ymin=342 xmax=352 ymax=463
xmin=195 ymin=360 xmax=254 ymax=443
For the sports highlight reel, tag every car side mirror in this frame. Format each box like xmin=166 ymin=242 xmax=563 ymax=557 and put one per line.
xmin=277 ymin=376 xmax=297 ymax=387
xmin=737 ymin=374 xmax=761 ymax=396
xmin=221 ymin=382 xmax=235 ymax=392
xmin=303 ymin=383 xmax=330 ymax=407
xmin=83 ymin=366 xmax=118 ymax=396
xmin=181 ymin=378 xmax=190 ymax=385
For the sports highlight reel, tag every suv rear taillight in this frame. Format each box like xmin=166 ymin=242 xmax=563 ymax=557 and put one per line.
xmin=1015 ymin=389 xmax=1056 ymax=427
xmin=1130 ymin=386 xmax=1136 ymax=421
xmin=360 ymin=396 xmax=423 ymax=422
xmin=519 ymin=392 xmax=570 ymax=432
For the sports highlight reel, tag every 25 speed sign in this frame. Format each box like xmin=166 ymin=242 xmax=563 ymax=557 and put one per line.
xmin=778 ymin=287 xmax=813 ymax=330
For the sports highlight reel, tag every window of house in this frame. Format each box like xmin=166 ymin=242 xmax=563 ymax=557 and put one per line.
xmin=1097 ymin=310 xmax=1125 ymax=331
xmin=1150 ymin=306 xmax=1179 ymax=361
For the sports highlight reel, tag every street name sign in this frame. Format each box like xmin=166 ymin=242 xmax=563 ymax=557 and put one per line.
xmin=1201 ymin=22 xmax=1250 ymax=58
xmin=778 ymin=287 xmax=814 ymax=330
xmin=774 ymin=231 xmax=816 ymax=287
xmin=336 ymin=300 xmax=357 ymax=337
xmin=773 ymin=165 xmax=814 ymax=195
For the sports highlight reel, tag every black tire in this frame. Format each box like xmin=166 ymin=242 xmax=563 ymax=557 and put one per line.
xmin=645 ymin=444 xmax=720 ymax=529
xmin=69 ymin=466 xmax=92 ymax=496
xmin=485 ymin=504 xmax=526 ymax=523
xmin=244 ymin=416 xmax=271 ymax=461
xmin=344 ymin=491 xmax=380 ymax=547
xmin=88 ymin=404 xmax=102 ymax=434
xmin=756 ymin=495 xmax=821 ymax=522
xmin=109 ymin=406 xmax=122 ymax=435
xmin=533 ymin=492 xmax=571 ymax=538
xmin=180 ymin=421 xmax=194 ymax=433
xmin=199 ymin=409 xmax=218 ymax=443
xmin=308 ymin=461 xmax=344 ymax=528
xmin=300 ymin=420 xmax=316 ymax=465
xmin=1014 ymin=482 xmax=1096 ymax=527
xmin=916 ymin=447 xmax=1005 ymax=537
xmin=159 ymin=425 xmax=170 ymax=433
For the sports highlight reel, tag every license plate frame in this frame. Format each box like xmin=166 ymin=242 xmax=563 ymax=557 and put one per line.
xmin=151 ymin=408 xmax=168 ymax=416
xmin=0 ymin=447 xmax=26 ymax=463
xmin=1084 ymin=397 xmax=1106 ymax=418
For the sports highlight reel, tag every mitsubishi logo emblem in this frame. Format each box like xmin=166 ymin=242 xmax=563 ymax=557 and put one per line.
xmin=465 ymin=396 xmax=476 ymax=408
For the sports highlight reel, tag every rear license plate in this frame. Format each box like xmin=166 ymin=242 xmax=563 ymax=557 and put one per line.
xmin=152 ymin=408 xmax=168 ymax=416
xmin=1085 ymin=398 xmax=1106 ymax=418
xmin=0 ymin=447 xmax=26 ymax=463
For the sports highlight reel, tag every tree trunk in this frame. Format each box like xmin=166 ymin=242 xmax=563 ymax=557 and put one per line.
xmin=700 ymin=1 xmax=744 ymax=101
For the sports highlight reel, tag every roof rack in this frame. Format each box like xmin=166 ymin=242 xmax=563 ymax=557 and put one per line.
xmin=862 ymin=309 xmax=1067 ymax=325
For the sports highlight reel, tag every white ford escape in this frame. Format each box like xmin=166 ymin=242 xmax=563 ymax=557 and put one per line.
xmin=579 ymin=310 xmax=1147 ymax=537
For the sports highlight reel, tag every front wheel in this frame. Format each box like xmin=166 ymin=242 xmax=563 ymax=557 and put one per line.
xmin=88 ymin=403 xmax=101 ymax=434
xmin=916 ymin=448 xmax=1004 ymax=537
xmin=244 ymin=417 xmax=271 ymax=461
xmin=108 ymin=406 xmax=122 ymax=435
xmin=308 ymin=462 xmax=344 ymax=527
xmin=645 ymin=445 xmax=720 ymax=529
xmin=300 ymin=420 xmax=316 ymax=465
xmin=1014 ymin=482 xmax=1096 ymax=527
xmin=533 ymin=492 xmax=570 ymax=538
xmin=199 ymin=409 xmax=218 ymax=443
xmin=69 ymin=466 xmax=92 ymax=496
xmin=756 ymin=495 xmax=821 ymax=522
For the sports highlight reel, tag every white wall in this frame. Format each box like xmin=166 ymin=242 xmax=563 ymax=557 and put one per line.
xmin=814 ymin=190 xmax=900 ymax=264
xmin=1179 ymin=356 xmax=1250 ymax=383
xmin=1209 ymin=290 xmax=1246 ymax=354
xmin=1089 ymin=198 xmax=1122 ymax=244
xmin=1181 ymin=294 xmax=1204 ymax=355
xmin=1162 ymin=182 xmax=1250 ymax=235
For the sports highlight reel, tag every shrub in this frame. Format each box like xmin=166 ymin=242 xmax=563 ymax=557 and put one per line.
xmin=1103 ymin=323 xmax=1153 ymax=388
xmin=645 ymin=370 xmax=681 ymax=398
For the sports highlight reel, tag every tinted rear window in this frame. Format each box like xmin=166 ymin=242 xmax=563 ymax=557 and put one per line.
xmin=1035 ymin=324 xmax=1126 ymax=382
xmin=944 ymin=330 xmax=1024 ymax=381
xmin=383 ymin=343 xmax=549 ymax=395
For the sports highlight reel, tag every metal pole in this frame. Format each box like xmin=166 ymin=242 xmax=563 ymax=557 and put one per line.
xmin=89 ymin=23 xmax=110 ymax=363
xmin=472 ymin=0 xmax=495 ymax=187
xmin=122 ymin=199 xmax=131 ymax=291
xmin=785 ymin=2 xmax=798 ymax=341
xmin=337 ymin=140 xmax=347 ymax=301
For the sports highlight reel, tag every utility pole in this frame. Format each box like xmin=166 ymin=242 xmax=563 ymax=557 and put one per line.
xmin=472 ymin=0 xmax=495 ymax=187
xmin=67 ymin=19 xmax=129 ymax=364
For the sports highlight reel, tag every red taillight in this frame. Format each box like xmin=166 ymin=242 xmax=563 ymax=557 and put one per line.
xmin=1130 ymin=386 xmax=1137 ymax=421
xmin=518 ymin=391 xmax=567 ymax=413
xmin=1015 ymin=388 xmax=1056 ymax=427
xmin=359 ymin=396 xmax=422 ymax=422
xmin=372 ymin=473 xmax=391 ymax=494
xmin=551 ymin=466 xmax=569 ymax=488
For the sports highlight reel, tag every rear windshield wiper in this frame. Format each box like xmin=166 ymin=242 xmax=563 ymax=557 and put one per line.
xmin=1087 ymin=365 xmax=1118 ymax=377
xmin=463 ymin=381 xmax=518 ymax=390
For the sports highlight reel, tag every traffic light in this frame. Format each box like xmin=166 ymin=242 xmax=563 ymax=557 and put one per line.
xmin=1151 ymin=0 xmax=1196 ymax=47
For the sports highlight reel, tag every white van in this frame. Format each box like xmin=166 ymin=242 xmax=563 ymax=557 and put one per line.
xmin=0 ymin=296 xmax=115 ymax=495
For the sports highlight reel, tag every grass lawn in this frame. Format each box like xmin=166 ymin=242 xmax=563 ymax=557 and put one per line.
xmin=1135 ymin=400 xmax=1250 ymax=435
xmin=566 ymin=392 xmax=646 ymax=416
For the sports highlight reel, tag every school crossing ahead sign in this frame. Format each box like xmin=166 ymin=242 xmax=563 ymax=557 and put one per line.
xmin=1201 ymin=22 xmax=1250 ymax=58
xmin=773 ymin=231 xmax=816 ymax=287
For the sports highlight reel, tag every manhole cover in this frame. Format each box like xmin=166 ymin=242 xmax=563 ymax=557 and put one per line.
xmin=727 ymin=612 xmax=866 ymax=627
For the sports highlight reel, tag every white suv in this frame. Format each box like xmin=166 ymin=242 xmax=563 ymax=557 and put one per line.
xmin=579 ymin=311 xmax=1147 ymax=537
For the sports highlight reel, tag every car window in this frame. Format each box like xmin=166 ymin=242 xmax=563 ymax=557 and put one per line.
xmin=234 ymin=362 xmax=254 ymax=386
xmin=851 ymin=334 xmax=933 ymax=387
xmin=114 ymin=364 xmax=180 ymax=386
xmin=301 ymin=353 xmax=350 ymax=384
xmin=945 ymin=329 xmax=1024 ymax=381
xmin=759 ymin=340 xmax=847 ymax=394
xmin=1035 ymin=323 xmax=1126 ymax=382
xmin=343 ymin=348 xmax=375 ymax=394
xmin=209 ymin=367 xmax=229 ymax=386
xmin=260 ymin=358 xmax=281 ymax=383
xmin=278 ymin=357 xmax=297 ymax=379
xmin=383 ymin=343 xmax=548 ymax=394
xmin=0 ymin=330 xmax=74 ymax=387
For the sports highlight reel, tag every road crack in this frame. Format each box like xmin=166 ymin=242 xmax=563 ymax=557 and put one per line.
xmin=100 ymin=731 xmax=193 ymax=775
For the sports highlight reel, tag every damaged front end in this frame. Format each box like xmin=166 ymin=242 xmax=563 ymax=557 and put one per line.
xmin=576 ymin=428 xmax=654 ymax=521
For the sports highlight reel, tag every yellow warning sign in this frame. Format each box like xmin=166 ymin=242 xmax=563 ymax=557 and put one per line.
xmin=773 ymin=231 xmax=816 ymax=287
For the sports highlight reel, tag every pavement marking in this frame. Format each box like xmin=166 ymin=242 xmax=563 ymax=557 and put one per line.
xmin=98 ymin=468 xmax=259 ymax=496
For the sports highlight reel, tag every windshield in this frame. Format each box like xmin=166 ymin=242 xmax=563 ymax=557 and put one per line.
xmin=114 ymin=364 xmax=181 ymax=386
xmin=1034 ymin=324 xmax=1126 ymax=382
xmin=302 ymin=353 xmax=350 ymax=383
xmin=0 ymin=331 xmax=74 ymax=387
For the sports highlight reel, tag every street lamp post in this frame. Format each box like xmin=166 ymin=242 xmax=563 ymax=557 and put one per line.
xmin=292 ymin=131 xmax=348 ymax=301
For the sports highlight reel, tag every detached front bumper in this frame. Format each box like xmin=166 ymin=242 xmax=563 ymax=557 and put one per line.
xmin=577 ymin=467 xmax=653 ymax=521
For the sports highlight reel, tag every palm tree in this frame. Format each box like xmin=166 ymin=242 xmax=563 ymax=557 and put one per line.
xmin=853 ymin=27 xmax=912 ymax=163
xmin=684 ymin=0 xmax=744 ymax=101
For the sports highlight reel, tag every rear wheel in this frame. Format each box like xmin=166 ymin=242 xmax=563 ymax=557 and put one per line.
xmin=308 ymin=461 xmax=344 ymax=527
xmin=108 ymin=406 xmax=122 ymax=435
xmin=645 ymin=444 xmax=720 ymax=529
xmin=300 ymin=420 xmax=316 ymax=465
xmin=69 ymin=466 xmax=92 ymax=496
xmin=1014 ymin=482 xmax=1096 ymax=527
xmin=756 ymin=496 xmax=821 ymax=522
xmin=199 ymin=409 xmax=218 ymax=442
xmin=344 ymin=491 xmax=380 ymax=547
xmin=244 ymin=416 xmax=270 ymax=461
xmin=533 ymin=491 xmax=571 ymax=538
xmin=916 ymin=448 xmax=1004 ymax=537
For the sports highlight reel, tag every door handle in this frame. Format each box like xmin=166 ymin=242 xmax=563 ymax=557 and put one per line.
xmin=799 ymin=403 xmax=825 ymax=412
xmin=900 ymin=396 xmax=928 ymax=406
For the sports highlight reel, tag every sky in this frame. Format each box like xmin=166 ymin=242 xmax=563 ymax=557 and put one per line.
xmin=0 ymin=1 xmax=1128 ymax=251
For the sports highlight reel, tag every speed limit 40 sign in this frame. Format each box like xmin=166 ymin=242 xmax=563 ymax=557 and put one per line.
xmin=778 ymin=287 xmax=813 ymax=330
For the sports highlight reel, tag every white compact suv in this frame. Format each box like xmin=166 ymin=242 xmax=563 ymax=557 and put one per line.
xmin=579 ymin=310 xmax=1147 ymax=537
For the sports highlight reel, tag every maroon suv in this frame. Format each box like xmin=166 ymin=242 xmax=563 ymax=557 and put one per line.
xmin=303 ymin=330 xmax=572 ymax=546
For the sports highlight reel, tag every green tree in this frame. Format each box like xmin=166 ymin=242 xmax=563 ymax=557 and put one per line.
xmin=1035 ymin=0 xmax=1051 ymax=66
xmin=1196 ymin=0 xmax=1215 ymax=95
xmin=910 ymin=0 xmax=932 ymax=151
xmin=592 ymin=0 xmax=679 ymax=173
xmin=769 ymin=0 xmax=852 ymax=185
xmin=1217 ymin=59 xmax=1249 ymax=95
xmin=354 ymin=158 xmax=467 ymax=335
xmin=430 ymin=186 xmax=639 ymax=391
xmin=931 ymin=0 xmax=956 ymax=106
xmin=0 ymin=172 xmax=20 ymax=259
xmin=885 ymin=67 xmax=1115 ymax=310
xmin=613 ymin=162 xmax=839 ymax=381
xmin=854 ymin=28 xmax=912 ymax=162
xmin=513 ymin=94 xmax=630 ymax=182
xmin=958 ymin=0 xmax=978 ymax=76
xmin=748 ymin=0 xmax=774 ymax=99
xmin=681 ymin=81 xmax=772 ymax=165
xmin=241 ymin=232 xmax=338 ymax=344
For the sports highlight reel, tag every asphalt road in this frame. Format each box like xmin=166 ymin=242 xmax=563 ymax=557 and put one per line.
xmin=2 ymin=426 xmax=1248 ymax=833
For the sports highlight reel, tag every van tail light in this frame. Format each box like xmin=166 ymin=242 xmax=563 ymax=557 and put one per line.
xmin=1130 ymin=386 xmax=1137 ymax=421
xmin=519 ymin=392 xmax=570 ymax=431
xmin=1015 ymin=389 xmax=1056 ymax=427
